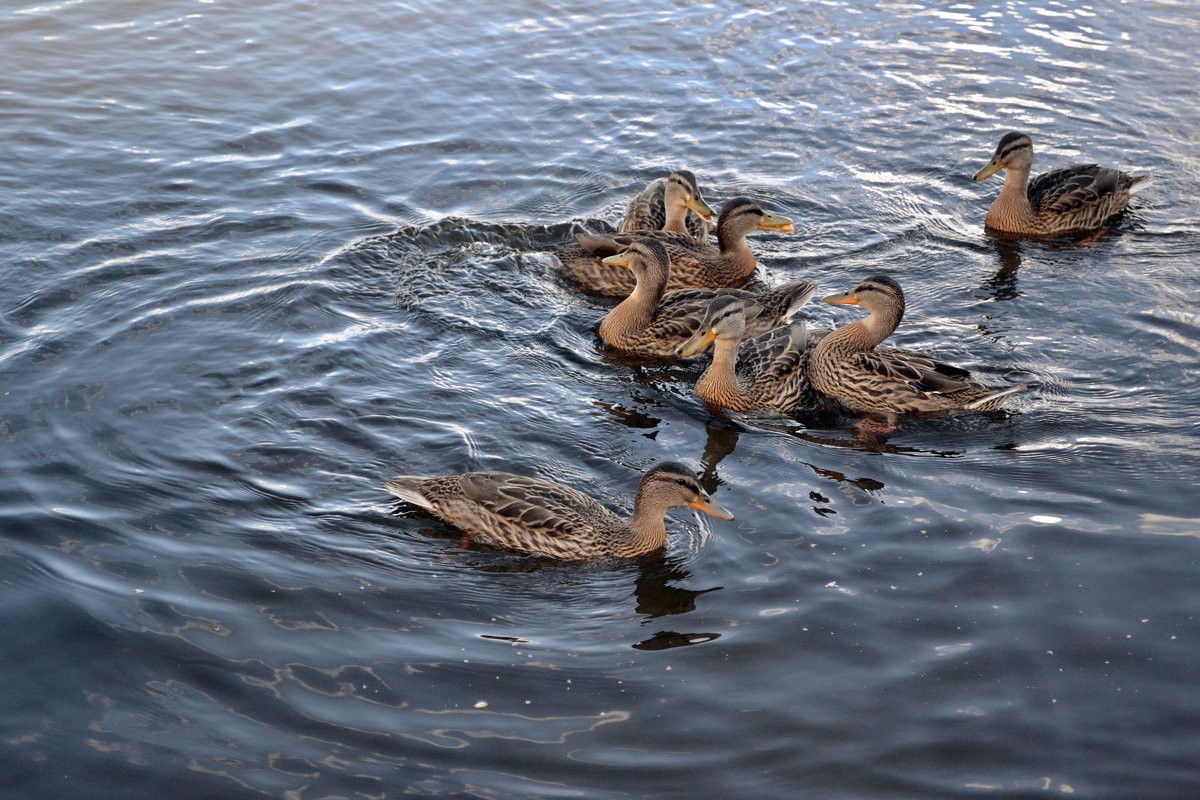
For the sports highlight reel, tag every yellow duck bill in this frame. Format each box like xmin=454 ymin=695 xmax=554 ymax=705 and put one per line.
xmin=676 ymin=328 xmax=716 ymax=358
xmin=757 ymin=212 xmax=795 ymax=233
xmin=973 ymin=156 xmax=1004 ymax=182
xmin=686 ymin=194 xmax=715 ymax=222
xmin=690 ymin=493 xmax=734 ymax=521
xmin=821 ymin=290 xmax=860 ymax=305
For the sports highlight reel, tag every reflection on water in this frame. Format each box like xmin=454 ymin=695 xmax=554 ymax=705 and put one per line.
xmin=633 ymin=553 xmax=722 ymax=620
xmin=632 ymin=631 xmax=721 ymax=650
xmin=982 ymin=236 xmax=1024 ymax=302
xmin=698 ymin=421 xmax=740 ymax=490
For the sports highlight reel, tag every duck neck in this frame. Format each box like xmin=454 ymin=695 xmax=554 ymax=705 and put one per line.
xmin=986 ymin=166 xmax=1034 ymax=231
xmin=697 ymin=337 xmax=752 ymax=410
xmin=600 ymin=276 xmax=663 ymax=341
xmin=662 ymin=200 xmax=689 ymax=234
xmin=625 ymin=493 xmax=669 ymax=553
xmin=716 ymin=224 xmax=756 ymax=279
xmin=817 ymin=305 xmax=900 ymax=356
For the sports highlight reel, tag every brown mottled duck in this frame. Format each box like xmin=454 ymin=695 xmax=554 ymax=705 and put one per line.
xmin=385 ymin=461 xmax=733 ymax=560
xmin=556 ymin=173 xmax=713 ymax=295
xmin=973 ymin=131 xmax=1151 ymax=236
xmin=676 ymin=295 xmax=822 ymax=414
xmin=598 ymin=238 xmax=817 ymax=358
xmin=561 ymin=197 xmax=793 ymax=297
xmin=618 ymin=170 xmax=714 ymax=240
xmin=809 ymin=275 xmax=1026 ymax=425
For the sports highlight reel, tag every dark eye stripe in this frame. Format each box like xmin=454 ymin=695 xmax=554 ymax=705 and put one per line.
xmin=668 ymin=476 xmax=700 ymax=492
xmin=1001 ymin=142 xmax=1031 ymax=158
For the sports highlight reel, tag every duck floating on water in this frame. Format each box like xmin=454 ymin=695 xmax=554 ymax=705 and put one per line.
xmin=973 ymin=131 xmax=1151 ymax=236
xmin=618 ymin=170 xmax=714 ymax=240
xmin=561 ymin=197 xmax=793 ymax=297
xmin=386 ymin=461 xmax=732 ymax=560
xmin=809 ymin=275 xmax=1026 ymax=430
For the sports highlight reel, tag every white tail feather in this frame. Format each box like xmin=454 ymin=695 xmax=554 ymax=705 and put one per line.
xmin=1129 ymin=175 xmax=1153 ymax=195
xmin=965 ymin=384 xmax=1027 ymax=410
xmin=385 ymin=476 xmax=434 ymax=509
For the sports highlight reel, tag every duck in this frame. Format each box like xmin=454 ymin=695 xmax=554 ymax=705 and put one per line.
xmin=676 ymin=295 xmax=821 ymax=413
xmin=618 ymin=170 xmax=714 ymax=240
xmin=385 ymin=461 xmax=733 ymax=560
xmin=809 ymin=275 xmax=1026 ymax=425
xmin=562 ymin=197 xmax=793 ymax=297
xmin=598 ymin=238 xmax=817 ymax=358
xmin=557 ymin=173 xmax=714 ymax=295
xmin=973 ymin=131 xmax=1151 ymax=236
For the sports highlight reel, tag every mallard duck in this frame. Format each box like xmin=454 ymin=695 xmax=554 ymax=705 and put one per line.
xmin=973 ymin=131 xmax=1151 ymax=236
xmin=557 ymin=174 xmax=714 ymax=295
xmin=676 ymin=295 xmax=821 ymax=413
xmin=385 ymin=461 xmax=733 ymax=560
xmin=618 ymin=170 xmax=714 ymax=240
xmin=809 ymin=275 xmax=1026 ymax=422
xmin=561 ymin=197 xmax=793 ymax=297
xmin=598 ymin=238 xmax=817 ymax=358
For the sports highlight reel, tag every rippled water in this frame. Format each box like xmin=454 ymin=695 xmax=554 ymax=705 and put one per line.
xmin=3 ymin=1 xmax=1199 ymax=797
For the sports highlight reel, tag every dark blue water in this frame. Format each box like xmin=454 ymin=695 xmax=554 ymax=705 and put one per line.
xmin=2 ymin=1 xmax=1198 ymax=798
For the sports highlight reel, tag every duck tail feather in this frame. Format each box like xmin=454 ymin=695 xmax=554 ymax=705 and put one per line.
xmin=385 ymin=476 xmax=433 ymax=509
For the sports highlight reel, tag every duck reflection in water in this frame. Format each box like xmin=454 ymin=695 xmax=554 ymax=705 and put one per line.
xmin=698 ymin=419 xmax=740 ymax=491
xmin=982 ymin=233 xmax=1023 ymax=303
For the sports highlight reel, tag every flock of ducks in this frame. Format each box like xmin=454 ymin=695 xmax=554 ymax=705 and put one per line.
xmin=387 ymin=131 xmax=1150 ymax=561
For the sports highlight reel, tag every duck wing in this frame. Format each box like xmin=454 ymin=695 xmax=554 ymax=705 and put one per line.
xmin=651 ymin=289 xmax=743 ymax=342
xmin=575 ymin=230 xmax=714 ymax=259
xmin=618 ymin=179 xmax=668 ymax=234
xmin=857 ymin=348 xmax=974 ymax=393
xmin=738 ymin=322 xmax=811 ymax=380
xmin=458 ymin=472 xmax=618 ymax=539
xmin=1028 ymin=164 xmax=1126 ymax=216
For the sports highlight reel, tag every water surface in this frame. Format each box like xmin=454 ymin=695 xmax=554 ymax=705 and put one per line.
xmin=2 ymin=1 xmax=1199 ymax=798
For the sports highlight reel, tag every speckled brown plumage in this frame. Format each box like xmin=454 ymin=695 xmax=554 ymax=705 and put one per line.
xmin=677 ymin=294 xmax=824 ymax=413
xmin=810 ymin=275 xmax=1026 ymax=416
xmin=598 ymin=239 xmax=817 ymax=358
xmin=973 ymin=131 xmax=1151 ymax=236
xmin=560 ymin=197 xmax=793 ymax=297
xmin=617 ymin=170 xmax=713 ymax=240
xmin=385 ymin=461 xmax=733 ymax=560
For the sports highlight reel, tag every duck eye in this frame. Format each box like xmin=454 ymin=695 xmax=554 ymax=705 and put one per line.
xmin=676 ymin=478 xmax=688 ymax=487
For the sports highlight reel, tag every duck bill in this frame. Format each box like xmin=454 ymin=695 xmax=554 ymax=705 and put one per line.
xmin=973 ymin=156 xmax=1004 ymax=182
xmin=690 ymin=493 xmax=734 ymax=521
xmin=677 ymin=328 xmax=716 ymax=357
xmin=686 ymin=193 xmax=715 ymax=222
xmin=821 ymin=290 xmax=860 ymax=306
xmin=601 ymin=252 xmax=631 ymax=269
xmin=757 ymin=212 xmax=794 ymax=234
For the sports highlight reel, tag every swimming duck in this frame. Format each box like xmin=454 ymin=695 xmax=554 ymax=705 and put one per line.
xmin=598 ymin=238 xmax=817 ymax=358
xmin=618 ymin=170 xmax=714 ymax=240
xmin=676 ymin=295 xmax=821 ymax=413
xmin=385 ymin=461 xmax=733 ymax=560
xmin=809 ymin=275 xmax=1025 ymax=423
xmin=973 ymin=131 xmax=1151 ymax=236
xmin=557 ymin=174 xmax=713 ymax=294
xmin=562 ymin=197 xmax=793 ymax=297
